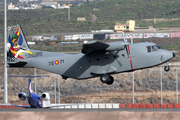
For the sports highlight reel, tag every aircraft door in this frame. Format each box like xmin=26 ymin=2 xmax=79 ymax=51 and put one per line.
xmin=77 ymin=56 xmax=90 ymax=78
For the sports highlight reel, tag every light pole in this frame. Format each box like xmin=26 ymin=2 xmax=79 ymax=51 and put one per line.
xmin=4 ymin=0 xmax=8 ymax=104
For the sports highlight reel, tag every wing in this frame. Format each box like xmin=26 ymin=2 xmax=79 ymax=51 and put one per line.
xmin=0 ymin=103 xmax=30 ymax=108
xmin=45 ymin=98 xmax=94 ymax=108
xmin=81 ymin=41 xmax=109 ymax=55
xmin=44 ymin=103 xmax=88 ymax=108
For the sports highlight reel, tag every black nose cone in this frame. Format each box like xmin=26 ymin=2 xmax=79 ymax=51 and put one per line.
xmin=173 ymin=52 xmax=175 ymax=58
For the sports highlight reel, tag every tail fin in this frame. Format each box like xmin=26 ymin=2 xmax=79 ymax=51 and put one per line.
xmin=28 ymin=78 xmax=34 ymax=95
xmin=8 ymin=24 xmax=29 ymax=50
xmin=7 ymin=24 xmax=34 ymax=61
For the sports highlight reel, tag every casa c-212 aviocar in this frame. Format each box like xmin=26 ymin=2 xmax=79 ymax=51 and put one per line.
xmin=6 ymin=25 xmax=175 ymax=85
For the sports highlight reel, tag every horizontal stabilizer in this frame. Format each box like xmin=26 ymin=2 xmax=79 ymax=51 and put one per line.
xmin=0 ymin=103 xmax=30 ymax=108
xmin=7 ymin=61 xmax=27 ymax=67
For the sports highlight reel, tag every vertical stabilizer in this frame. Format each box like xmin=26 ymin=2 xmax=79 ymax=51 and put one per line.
xmin=28 ymin=78 xmax=34 ymax=95
xmin=7 ymin=24 xmax=34 ymax=61
xmin=8 ymin=24 xmax=29 ymax=50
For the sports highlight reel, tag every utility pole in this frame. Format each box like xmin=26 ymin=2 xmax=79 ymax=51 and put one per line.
xmin=4 ymin=0 xmax=8 ymax=104
xmin=176 ymin=67 xmax=178 ymax=103
xmin=154 ymin=13 xmax=156 ymax=28
xmin=34 ymin=68 xmax=37 ymax=93
xmin=132 ymin=72 xmax=134 ymax=104
xmin=154 ymin=13 xmax=156 ymax=32
xmin=58 ymin=75 xmax=60 ymax=104
xmin=54 ymin=74 xmax=56 ymax=104
xmin=68 ymin=1 xmax=70 ymax=21
xmin=160 ymin=65 xmax=163 ymax=104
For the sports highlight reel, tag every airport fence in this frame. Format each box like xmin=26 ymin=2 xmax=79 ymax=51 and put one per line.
xmin=3 ymin=62 xmax=180 ymax=108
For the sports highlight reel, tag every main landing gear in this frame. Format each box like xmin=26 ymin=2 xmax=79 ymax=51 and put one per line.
xmin=100 ymin=74 xmax=114 ymax=85
xmin=164 ymin=62 xmax=170 ymax=72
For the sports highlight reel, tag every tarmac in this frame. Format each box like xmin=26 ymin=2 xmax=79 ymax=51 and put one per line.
xmin=1 ymin=109 xmax=180 ymax=120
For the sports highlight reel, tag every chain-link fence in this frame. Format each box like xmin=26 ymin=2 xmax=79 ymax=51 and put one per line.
xmin=2 ymin=64 xmax=180 ymax=104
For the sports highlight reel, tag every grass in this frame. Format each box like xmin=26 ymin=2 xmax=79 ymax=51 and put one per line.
xmin=161 ymin=45 xmax=180 ymax=50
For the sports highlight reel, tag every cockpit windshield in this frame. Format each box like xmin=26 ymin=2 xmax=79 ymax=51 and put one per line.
xmin=154 ymin=45 xmax=160 ymax=49
xmin=146 ymin=45 xmax=160 ymax=53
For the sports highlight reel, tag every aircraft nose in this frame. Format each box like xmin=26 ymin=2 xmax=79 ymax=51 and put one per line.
xmin=173 ymin=52 xmax=175 ymax=58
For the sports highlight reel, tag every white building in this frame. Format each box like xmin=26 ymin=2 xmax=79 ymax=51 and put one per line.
xmin=19 ymin=0 xmax=38 ymax=3
xmin=8 ymin=3 xmax=19 ymax=10
xmin=8 ymin=3 xmax=15 ymax=10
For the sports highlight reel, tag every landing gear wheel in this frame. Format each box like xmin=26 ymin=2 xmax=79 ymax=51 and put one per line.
xmin=100 ymin=74 xmax=110 ymax=83
xmin=106 ymin=76 xmax=114 ymax=85
xmin=164 ymin=66 xmax=170 ymax=72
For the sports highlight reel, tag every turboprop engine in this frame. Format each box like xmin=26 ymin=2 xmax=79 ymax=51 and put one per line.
xmin=41 ymin=92 xmax=50 ymax=101
xmin=18 ymin=92 xmax=27 ymax=101
xmin=106 ymin=41 xmax=130 ymax=51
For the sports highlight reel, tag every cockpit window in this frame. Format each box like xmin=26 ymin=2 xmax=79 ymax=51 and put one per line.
xmin=146 ymin=45 xmax=159 ymax=53
xmin=146 ymin=46 xmax=151 ymax=52
xmin=154 ymin=45 xmax=160 ymax=49
xmin=152 ymin=46 xmax=158 ymax=51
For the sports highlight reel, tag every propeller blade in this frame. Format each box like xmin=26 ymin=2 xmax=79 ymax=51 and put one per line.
xmin=125 ymin=45 xmax=129 ymax=58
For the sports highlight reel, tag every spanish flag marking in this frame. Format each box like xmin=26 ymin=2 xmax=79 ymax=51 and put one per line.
xmin=55 ymin=60 xmax=59 ymax=65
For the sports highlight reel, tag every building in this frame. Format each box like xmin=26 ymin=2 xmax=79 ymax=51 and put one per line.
xmin=19 ymin=0 xmax=38 ymax=2
xmin=8 ymin=3 xmax=15 ymax=10
xmin=42 ymin=0 xmax=53 ymax=1
xmin=114 ymin=20 xmax=135 ymax=33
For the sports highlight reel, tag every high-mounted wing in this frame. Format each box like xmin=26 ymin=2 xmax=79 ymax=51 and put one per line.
xmin=81 ymin=41 xmax=130 ymax=55
xmin=81 ymin=41 xmax=109 ymax=55
xmin=0 ymin=103 xmax=30 ymax=108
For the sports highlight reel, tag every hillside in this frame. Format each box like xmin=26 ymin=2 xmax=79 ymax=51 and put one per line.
xmin=0 ymin=0 xmax=180 ymax=36
xmin=0 ymin=0 xmax=18 ymax=3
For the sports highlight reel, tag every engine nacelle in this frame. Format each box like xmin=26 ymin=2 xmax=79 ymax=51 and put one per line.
xmin=18 ymin=92 xmax=27 ymax=101
xmin=41 ymin=92 xmax=50 ymax=101
xmin=106 ymin=41 xmax=130 ymax=51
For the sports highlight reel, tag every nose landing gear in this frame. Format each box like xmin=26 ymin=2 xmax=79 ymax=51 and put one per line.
xmin=164 ymin=62 xmax=170 ymax=72
xmin=100 ymin=74 xmax=114 ymax=85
